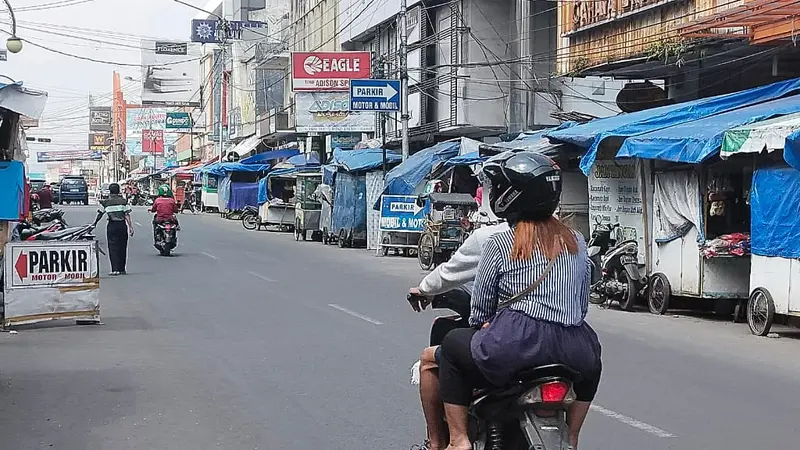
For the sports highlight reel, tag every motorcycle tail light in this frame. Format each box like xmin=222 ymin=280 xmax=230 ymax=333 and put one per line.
xmin=518 ymin=381 xmax=575 ymax=406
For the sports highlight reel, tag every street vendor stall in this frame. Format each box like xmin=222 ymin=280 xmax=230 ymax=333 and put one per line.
xmin=545 ymin=78 xmax=800 ymax=314
xmin=294 ymin=172 xmax=322 ymax=241
xmin=745 ymin=165 xmax=800 ymax=335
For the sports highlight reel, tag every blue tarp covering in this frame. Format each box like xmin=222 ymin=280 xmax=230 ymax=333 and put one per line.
xmin=322 ymin=165 xmax=336 ymax=185
xmin=332 ymin=170 xmax=367 ymax=236
xmin=217 ymin=162 xmax=270 ymax=174
xmin=380 ymin=141 xmax=460 ymax=199
xmin=218 ymin=176 xmax=232 ymax=212
xmin=784 ymin=129 xmax=800 ymax=170
xmin=618 ymin=94 xmax=800 ymax=163
xmin=750 ymin=166 xmax=800 ymax=258
xmin=444 ymin=151 xmax=485 ymax=167
xmin=286 ymin=152 xmax=320 ymax=167
xmin=240 ymin=148 xmax=300 ymax=164
xmin=329 ymin=148 xmax=401 ymax=172
xmin=228 ymin=182 xmax=260 ymax=211
xmin=545 ymin=77 xmax=800 ymax=174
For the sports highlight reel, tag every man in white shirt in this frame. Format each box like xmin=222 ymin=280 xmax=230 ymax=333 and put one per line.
xmin=409 ymin=221 xmax=509 ymax=450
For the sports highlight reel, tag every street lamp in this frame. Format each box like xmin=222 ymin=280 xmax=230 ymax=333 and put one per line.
xmin=3 ymin=0 xmax=22 ymax=54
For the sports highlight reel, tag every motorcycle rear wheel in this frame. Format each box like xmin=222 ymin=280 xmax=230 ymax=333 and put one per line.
xmin=618 ymin=270 xmax=638 ymax=311
xmin=242 ymin=213 xmax=258 ymax=230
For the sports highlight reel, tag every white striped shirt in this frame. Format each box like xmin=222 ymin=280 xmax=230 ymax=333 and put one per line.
xmin=471 ymin=227 xmax=590 ymax=327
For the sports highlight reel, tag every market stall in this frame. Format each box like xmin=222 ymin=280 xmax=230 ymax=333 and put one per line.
xmin=545 ymin=78 xmax=800 ymax=314
xmin=256 ymin=162 xmax=320 ymax=232
xmin=745 ymin=165 xmax=800 ymax=335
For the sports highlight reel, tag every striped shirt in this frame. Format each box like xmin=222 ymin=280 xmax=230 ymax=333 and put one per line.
xmin=471 ymin=227 xmax=590 ymax=327
xmin=99 ymin=195 xmax=132 ymax=222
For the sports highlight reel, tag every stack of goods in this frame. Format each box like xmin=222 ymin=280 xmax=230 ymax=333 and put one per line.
xmin=700 ymin=233 xmax=751 ymax=258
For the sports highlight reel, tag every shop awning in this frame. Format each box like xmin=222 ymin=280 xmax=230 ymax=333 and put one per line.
xmin=617 ymin=93 xmax=800 ymax=163
xmin=545 ymin=77 xmax=800 ymax=174
xmin=720 ymin=112 xmax=800 ymax=158
xmin=240 ymin=148 xmax=301 ymax=164
xmin=227 ymin=135 xmax=261 ymax=159
xmin=678 ymin=0 xmax=800 ymax=45
xmin=0 ymin=82 xmax=48 ymax=119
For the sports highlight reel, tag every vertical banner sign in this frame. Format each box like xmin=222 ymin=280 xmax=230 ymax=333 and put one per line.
xmin=291 ymin=51 xmax=371 ymax=92
xmin=89 ymin=107 xmax=112 ymax=132
xmin=588 ymin=159 xmax=646 ymax=263
xmin=141 ymin=129 xmax=165 ymax=154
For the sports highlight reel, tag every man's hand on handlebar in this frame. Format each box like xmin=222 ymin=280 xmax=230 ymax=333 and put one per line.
xmin=407 ymin=287 xmax=432 ymax=312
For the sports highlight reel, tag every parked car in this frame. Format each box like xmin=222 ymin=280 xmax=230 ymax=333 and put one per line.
xmin=59 ymin=176 xmax=89 ymax=205
xmin=98 ymin=183 xmax=111 ymax=200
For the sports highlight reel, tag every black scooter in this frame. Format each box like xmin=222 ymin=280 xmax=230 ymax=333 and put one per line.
xmin=587 ymin=218 xmax=644 ymax=311
xmin=154 ymin=221 xmax=178 ymax=256
xmin=408 ymin=290 xmax=579 ymax=450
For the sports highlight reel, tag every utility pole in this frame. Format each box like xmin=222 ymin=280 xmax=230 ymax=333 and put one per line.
xmin=218 ymin=1 xmax=228 ymax=164
xmin=399 ymin=0 xmax=409 ymax=161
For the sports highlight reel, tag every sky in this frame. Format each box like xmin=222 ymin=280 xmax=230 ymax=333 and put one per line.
xmin=1 ymin=0 xmax=209 ymax=152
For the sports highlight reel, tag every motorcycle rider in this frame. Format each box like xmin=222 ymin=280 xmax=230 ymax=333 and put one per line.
xmin=408 ymin=194 xmax=509 ymax=450
xmin=150 ymin=184 xmax=180 ymax=240
xmin=435 ymin=151 xmax=602 ymax=450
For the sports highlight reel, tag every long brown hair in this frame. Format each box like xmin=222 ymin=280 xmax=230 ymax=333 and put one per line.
xmin=511 ymin=217 xmax=578 ymax=261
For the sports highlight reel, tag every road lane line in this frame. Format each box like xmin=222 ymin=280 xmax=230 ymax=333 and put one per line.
xmin=590 ymin=404 xmax=675 ymax=438
xmin=328 ymin=304 xmax=383 ymax=325
xmin=135 ymin=222 xmax=143 ymax=227
xmin=248 ymin=271 xmax=275 ymax=282
xmin=201 ymin=251 xmax=218 ymax=260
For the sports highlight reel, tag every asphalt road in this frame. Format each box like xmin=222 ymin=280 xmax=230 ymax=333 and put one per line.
xmin=1 ymin=205 xmax=799 ymax=450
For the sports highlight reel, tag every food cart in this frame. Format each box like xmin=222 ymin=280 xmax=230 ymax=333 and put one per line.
xmin=331 ymin=170 xmax=367 ymax=248
xmin=417 ymin=193 xmax=477 ymax=270
xmin=256 ymin=171 xmax=297 ymax=232
xmin=745 ymin=165 xmax=800 ymax=335
xmin=294 ymin=173 xmax=322 ymax=241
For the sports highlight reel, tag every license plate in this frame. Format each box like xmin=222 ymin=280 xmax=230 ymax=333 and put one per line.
xmin=620 ymin=255 xmax=637 ymax=264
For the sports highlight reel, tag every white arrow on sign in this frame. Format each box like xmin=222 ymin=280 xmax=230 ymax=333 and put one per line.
xmin=413 ymin=201 xmax=424 ymax=215
xmin=355 ymin=83 xmax=398 ymax=100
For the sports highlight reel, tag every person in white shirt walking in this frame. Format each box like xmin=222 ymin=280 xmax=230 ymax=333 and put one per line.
xmin=408 ymin=220 xmax=509 ymax=450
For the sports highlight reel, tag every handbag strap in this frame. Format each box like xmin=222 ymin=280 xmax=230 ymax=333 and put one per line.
xmin=497 ymin=254 xmax=559 ymax=310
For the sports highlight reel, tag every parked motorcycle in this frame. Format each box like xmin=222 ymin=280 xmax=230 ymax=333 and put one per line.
xmin=154 ymin=221 xmax=178 ymax=256
xmin=587 ymin=219 xmax=643 ymax=311
xmin=31 ymin=208 xmax=68 ymax=227
xmin=241 ymin=205 xmax=259 ymax=231
xmin=21 ymin=210 xmax=103 ymax=242
xmin=408 ymin=290 xmax=580 ymax=450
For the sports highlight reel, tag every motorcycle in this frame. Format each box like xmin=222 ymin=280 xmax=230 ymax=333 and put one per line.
xmin=587 ymin=218 xmax=643 ymax=311
xmin=154 ymin=221 xmax=178 ymax=256
xmin=408 ymin=290 xmax=580 ymax=450
xmin=241 ymin=205 xmax=259 ymax=231
xmin=31 ymin=208 xmax=68 ymax=227
xmin=20 ymin=210 xmax=104 ymax=242
xmin=30 ymin=193 xmax=40 ymax=211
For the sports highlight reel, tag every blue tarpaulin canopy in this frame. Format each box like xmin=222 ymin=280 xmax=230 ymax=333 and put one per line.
xmin=379 ymin=141 xmax=460 ymax=200
xmin=240 ymin=148 xmax=301 ymax=165
xmin=617 ymin=93 xmax=800 ymax=163
xmin=329 ymin=148 xmax=401 ymax=172
xmin=783 ymin=129 xmax=800 ymax=170
xmin=444 ymin=151 xmax=485 ymax=167
xmin=545 ymin=77 xmax=800 ymax=174
xmin=216 ymin=162 xmax=270 ymax=174
xmin=750 ymin=166 xmax=800 ymax=258
xmin=286 ymin=152 xmax=320 ymax=167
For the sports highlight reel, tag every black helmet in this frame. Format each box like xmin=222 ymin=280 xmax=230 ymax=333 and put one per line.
xmin=481 ymin=150 xmax=562 ymax=221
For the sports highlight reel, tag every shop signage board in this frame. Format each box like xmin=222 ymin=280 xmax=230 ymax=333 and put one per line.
xmin=89 ymin=107 xmax=112 ymax=132
xmin=295 ymin=92 xmax=375 ymax=133
xmin=4 ymin=241 xmax=100 ymax=326
xmin=379 ymin=195 xmax=428 ymax=232
xmin=588 ymin=159 xmax=646 ymax=263
xmin=141 ymin=129 xmax=165 ymax=154
xmin=190 ymin=19 xmax=267 ymax=44
xmin=37 ymin=151 xmax=102 ymax=162
xmin=292 ymin=51 xmax=371 ymax=92
xmin=350 ymin=79 xmax=401 ymax=112
xmin=165 ymin=112 xmax=192 ymax=129
xmin=88 ymin=133 xmax=111 ymax=151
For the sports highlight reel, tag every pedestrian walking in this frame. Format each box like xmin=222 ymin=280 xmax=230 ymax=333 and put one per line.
xmin=181 ymin=180 xmax=196 ymax=214
xmin=99 ymin=183 xmax=134 ymax=275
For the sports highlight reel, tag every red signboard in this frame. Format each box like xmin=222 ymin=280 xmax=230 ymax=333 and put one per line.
xmin=141 ymin=129 xmax=164 ymax=154
xmin=291 ymin=51 xmax=371 ymax=92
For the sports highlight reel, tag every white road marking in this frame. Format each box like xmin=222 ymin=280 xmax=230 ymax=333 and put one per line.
xmin=134 ymin=222 xmax=143 ymax=227
xmin=248 ymin=271 xmax=275 ymax=282
xmin=328 ymin=304 xmax=383 ymax=325
xmin=590 ymin=404 xmax=675 ymax=438
xmin=201 ymin=251 xmax=218 ymax=260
